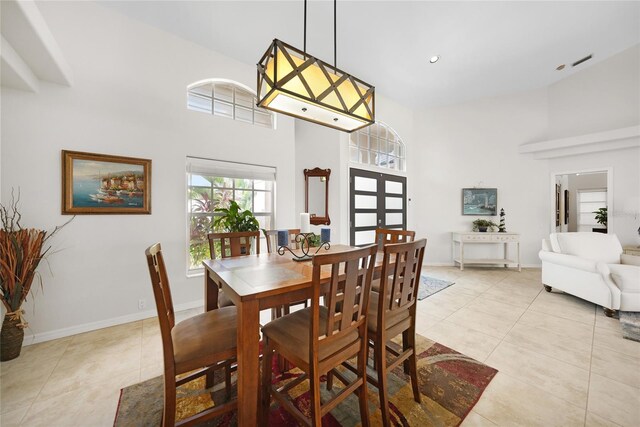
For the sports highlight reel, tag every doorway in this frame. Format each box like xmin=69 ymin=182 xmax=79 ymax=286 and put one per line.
xmin=349 ymin=168 xmax=407 ymax=246
xmin=550 ymin=168 xmax=612 ymax=234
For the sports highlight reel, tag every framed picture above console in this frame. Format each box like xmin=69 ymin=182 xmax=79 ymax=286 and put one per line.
xmin=462 ymin=188 xmax=497 ymax=216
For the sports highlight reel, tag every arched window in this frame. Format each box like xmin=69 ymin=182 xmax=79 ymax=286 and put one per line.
xmin=187 ymin=79 xmax=275 ymax=129
xmin=349 ymin=122 xmax=405 ymax=171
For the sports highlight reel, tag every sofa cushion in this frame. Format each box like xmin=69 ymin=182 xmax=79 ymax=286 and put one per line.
xmin=551 ymin=232 xmax=622 ymax=264
xmin=608 ymin=264 xmax=640 ymax=293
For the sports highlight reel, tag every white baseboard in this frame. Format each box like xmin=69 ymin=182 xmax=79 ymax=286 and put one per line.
xmin=423 ymin=262 xmax=541 ymax=268
xmin=22 ymin=300 xmax=204 ymax=346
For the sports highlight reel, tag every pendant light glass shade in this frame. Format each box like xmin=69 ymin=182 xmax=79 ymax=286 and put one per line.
xmin=257 ymin=39 xmax=375 ymax=132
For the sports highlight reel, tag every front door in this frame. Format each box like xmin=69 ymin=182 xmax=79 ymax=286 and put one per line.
xmin=349 ymin=168 xmax=407 ymax=247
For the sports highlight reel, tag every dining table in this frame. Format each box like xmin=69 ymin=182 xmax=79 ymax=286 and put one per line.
xmin=202 ymin=244 xmax=384 ymax=426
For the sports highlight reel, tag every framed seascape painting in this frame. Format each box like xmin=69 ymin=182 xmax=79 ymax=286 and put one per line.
xmin=62 ymin=150 xmax=151 ymax=214
xmin=462 ymin=188 xmax=497 ymax=216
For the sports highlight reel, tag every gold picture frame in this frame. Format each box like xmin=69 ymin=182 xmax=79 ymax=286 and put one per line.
xmin=62 ymin=150 xmax=151 ymax=214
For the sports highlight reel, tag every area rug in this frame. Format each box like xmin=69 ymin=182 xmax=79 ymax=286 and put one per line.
xmin=418 ymin=275 xmax=455 ymax=300
xmin=619 ymin=311 xmax=640 ymax=342
xmin=114 ymin=334 xmax=497 ymax=426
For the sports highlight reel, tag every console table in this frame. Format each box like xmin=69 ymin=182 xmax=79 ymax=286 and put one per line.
xmin=452 ymin=232 xmax=521 ymax=271
xmin=623 ymin=246 xmax=640 ymax=256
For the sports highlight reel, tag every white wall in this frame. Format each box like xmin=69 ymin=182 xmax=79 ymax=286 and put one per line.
xmin=1 ymin=2 xmax=297 ymax=342
xmin=412 ymin=89 xmax=549 ymax=265
xmin=547 ymin=44 xmax=640 ymax=245
xmin=413 ymin=44 xmax=640 ymax=265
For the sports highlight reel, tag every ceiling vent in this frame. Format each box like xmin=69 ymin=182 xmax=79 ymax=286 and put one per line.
xmin=572 ymin=54 xmax=593 ymax=68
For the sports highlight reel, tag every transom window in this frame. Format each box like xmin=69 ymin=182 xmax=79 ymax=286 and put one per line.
xmin=187 ymin=79 xmax=275 ymax=129
xmin=187 ymin=157 xmax=275 ymax=273
xmin=349 ymin=122 xmax=405 ymax=171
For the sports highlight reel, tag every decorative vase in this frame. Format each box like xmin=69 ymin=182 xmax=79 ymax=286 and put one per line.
xmin=478 ymin=227 xmax=488 ymax=232
xmin=1 ymin=311 xmax=25 ymax=361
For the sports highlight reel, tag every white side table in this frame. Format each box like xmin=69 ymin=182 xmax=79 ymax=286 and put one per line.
xmin=452 ymin=232 xmax=521 ymax=271
xmin=623 ymin=246 xmax=640 ymax=256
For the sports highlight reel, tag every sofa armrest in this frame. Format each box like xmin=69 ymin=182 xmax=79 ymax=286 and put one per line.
xmin=539 ymin=250 xmax=598 ymax=273
xmin=621 ymin=254 xmax=640 ymax=266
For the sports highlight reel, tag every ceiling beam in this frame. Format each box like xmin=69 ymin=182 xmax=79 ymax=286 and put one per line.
xmin=1 ymin=35 xmax=39 ymax=93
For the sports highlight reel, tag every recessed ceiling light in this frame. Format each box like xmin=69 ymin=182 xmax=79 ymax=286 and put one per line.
xmin=429 ymin=55 xmax=440 ymax=64
xmin=556 ymin=64 xmax=566 ymax=71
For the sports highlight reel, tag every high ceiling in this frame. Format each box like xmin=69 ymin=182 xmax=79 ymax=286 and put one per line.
xmin=100 ymin=1 xmax=640 ymax=108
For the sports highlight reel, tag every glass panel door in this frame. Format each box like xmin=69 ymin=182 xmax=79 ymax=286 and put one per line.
xmin=349 ymin=168 xmax=407 ymax=246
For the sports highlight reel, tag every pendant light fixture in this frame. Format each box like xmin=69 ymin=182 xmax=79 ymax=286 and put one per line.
xmin=257 ymin=0 xmax=375 ymax=132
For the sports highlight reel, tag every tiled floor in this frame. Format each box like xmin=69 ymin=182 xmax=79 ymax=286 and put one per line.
xmin=1 ymin=267 xmax=639 ymax=426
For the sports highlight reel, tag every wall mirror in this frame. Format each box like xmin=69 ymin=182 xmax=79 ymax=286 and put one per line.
xmin=304 ymin=168 xmax=331 ymax=225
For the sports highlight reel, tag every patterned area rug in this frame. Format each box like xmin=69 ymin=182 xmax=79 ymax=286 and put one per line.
xmin=114 ymin=334 xmax=497 ymax=426
xmin=619 ymin=311 xmax=640 ymax=342
xmin=418 ymin=275 xmax=455 ymax=300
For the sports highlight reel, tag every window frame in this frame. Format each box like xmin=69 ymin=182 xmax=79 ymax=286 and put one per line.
xmin=349 ymin=121 xmax=406 ymax=172
xmin=187 ymin=78 xmax=276 ymax=129
xmin=186 ymin=163 xmax=276 ymax=276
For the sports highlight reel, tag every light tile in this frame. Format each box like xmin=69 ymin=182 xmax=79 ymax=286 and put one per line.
xmin=595 ymin=311 xmax=622 ymax=332
xmin=19 ymin=370 xmax=139 ymax=427
xmin=473 ymin=372 xmax=586 ymax=426
xmin=585 ymin=411 xmax=622 ymax=426
xmin=0 ymin=407 xmax=28 ymax=426
xmin=517 ymin=310 xmax=594 ymax=343
xmin=591 ymin=345 xmax=640 ymax=389
xmin=422 ymin=320 xmax=501 ymax=362
xmin=485 ymin=341 xmax=590 ymax=408
xmin=529 ymin=291 xmax=596 ymax=325
xmin=445 ymin=306 xmax=518 ymax=339
xmin=0 ymin=357 xmax=57 ymax=411
xmin=418 ymin=299 xmax=457 ymax=319
xmin=588 ymin=373 xmax=640 ymax=427
xmin=460 ymin=410 xmax=498 ymax=426
xmin=503 ymin=323 xmax=592 ymax=370
xmin=1 ymin=337 xmax=71 ymax=377
xmin=593 ymin=327 xmax=640 ymax=358
xmin=481 ymin=285 xmax=539 ymax=308
xmin=464 ymin=296 xmax=528 ymax=322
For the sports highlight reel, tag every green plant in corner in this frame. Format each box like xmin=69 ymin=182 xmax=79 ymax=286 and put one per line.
xmin=593 ymin=207 xmax=607 ymax=227
xmin=213 ymin=200 xmax=259 ymax=232
xmin=472 ymin=218 xmax=498 ymax=232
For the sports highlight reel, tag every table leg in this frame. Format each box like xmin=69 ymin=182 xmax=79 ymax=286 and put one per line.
xmin=204 ymin=271 xmax=219 ymax=312
xmin=517 ymin=242 xmax=521 ymax=272
xmin=504 ymin=242 xmax=508 ymax=268
xmin=460 ymin=242 xmax=464 ymax=271
xmin=237 ymin=299 xmax=260 ymax=426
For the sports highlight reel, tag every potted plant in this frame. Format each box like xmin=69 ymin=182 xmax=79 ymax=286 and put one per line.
xmin=472 ymin=219 xmax=498 ymax=232
xmin=213 ymin=200 xmax=259 ymax=232
xmin=0 ymin=193 xmax=71 ymax=361
xmin=213 ymin=200 xmax=259 ymax=255
xmin=592 ymin=207 xmax=607 ymax=233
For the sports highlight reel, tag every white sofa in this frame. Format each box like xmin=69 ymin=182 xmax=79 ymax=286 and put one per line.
xmin=539 ymin=232 xmax=640 ymax=316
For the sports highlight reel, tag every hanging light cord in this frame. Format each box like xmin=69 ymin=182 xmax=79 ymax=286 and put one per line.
xmin=302 ymin=0 xmax=337 ymax=67
xmin=334 ymin=0 xmax=337 ymax=67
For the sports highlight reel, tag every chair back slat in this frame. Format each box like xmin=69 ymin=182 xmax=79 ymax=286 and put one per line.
xmin=311 ymin=245 xmax=377 ymax=356
xmin=375 ymin=228 xmax=415 ymax=250
xmin=208 ymin=231 xmax=261 ymax=259
xmin=378 ymin=239 xmax=427 ymax=315
xmin=264 ymin=229 xmax=300 ymax=253
xmin=145 ymin=243 xmax=176 ymax=365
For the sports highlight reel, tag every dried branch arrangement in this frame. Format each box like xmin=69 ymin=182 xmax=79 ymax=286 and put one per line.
xmin=0 ymin=191 xmax=73 ymax=322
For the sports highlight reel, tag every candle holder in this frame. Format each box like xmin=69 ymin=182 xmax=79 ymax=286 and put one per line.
xmin=278 ymin=232 xmax=331 ymax=262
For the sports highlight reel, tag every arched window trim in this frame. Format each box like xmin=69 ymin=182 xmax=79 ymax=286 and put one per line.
xmin=187 ymin=78 xmax=276 ymax=129
xmin=349 ymin=120 xmax=406 ymax=172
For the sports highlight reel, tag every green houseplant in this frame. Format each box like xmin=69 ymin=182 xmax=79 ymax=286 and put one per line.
xmin=472 ymin=219 xmax=498 ymax=232
xmin=0 ymin=193 xmax=71 ymax=360
xmin=593 ymin=207 xmax=607 ymax=227
xmin=213 ymin=200 xmax=259 ymax=232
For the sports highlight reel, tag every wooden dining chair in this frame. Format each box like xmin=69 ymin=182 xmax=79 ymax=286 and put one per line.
xmin=371 ymin=228 xmax=416 ymax=292
xmin=264 ymin=228 xmax=300 ymax=253
xmin=260 ymin=245 xmax=378 ymax=426
xmin=207 ymin=231 xmax=261 ymax=308
xmin=367 ymin=239 xmax=426 ymax=426
xmin=145 ymin=243 xmax=237 ymax=427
